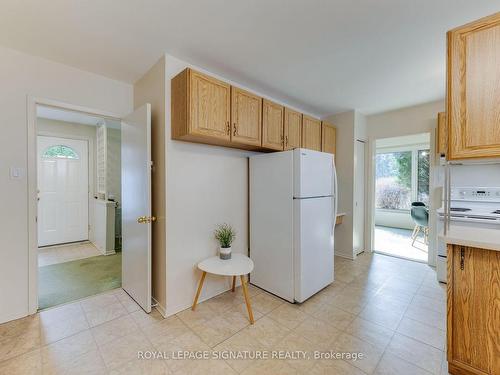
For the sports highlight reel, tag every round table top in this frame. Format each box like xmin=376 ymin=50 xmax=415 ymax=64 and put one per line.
xmin=198 ymin=253 xmax=254 ymax=276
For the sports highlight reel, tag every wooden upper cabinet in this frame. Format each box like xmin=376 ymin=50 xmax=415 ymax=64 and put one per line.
xmin=284 ymin=108 xmax=302 ymax=150
xmin=302 ymin=115 xmax=322 ymax=151
xmin=171 ymin=68 xmax=231 ymax=142
xmin=321 ymin=121 xmax=336 ymax=155
xmin=437 ymin=112 xmax=447 ymax=157
xmin=447 ymin=12 xmax=500 ymax=160
xmin=231 ymin=87 xmax=262 ymax=147
xmin=447 ymin=244 xmax=500 ymax=375
xmin=262 ymin=99 xmax=284 ymax=150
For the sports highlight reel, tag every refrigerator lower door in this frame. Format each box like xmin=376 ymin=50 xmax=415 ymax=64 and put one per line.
xmin=294 ymin=196 xmax=334 ymax=302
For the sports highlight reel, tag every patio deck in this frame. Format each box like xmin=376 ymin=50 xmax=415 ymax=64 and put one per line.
xmin=374 ymin=225 xmax=428 ymax=262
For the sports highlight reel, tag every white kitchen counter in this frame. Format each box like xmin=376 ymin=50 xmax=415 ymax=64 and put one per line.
xmin=441 ymin=227 xmax=500 ymax=252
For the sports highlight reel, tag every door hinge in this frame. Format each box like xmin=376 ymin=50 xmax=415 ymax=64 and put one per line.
xmin=149 ymin=161 xmax=154 ymax=171
xmin=460 ymin=247 xmax=465 ymax=270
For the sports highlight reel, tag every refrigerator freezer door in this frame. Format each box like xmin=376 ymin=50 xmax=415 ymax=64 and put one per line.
xmin=294 ymin=148 xmax=333 ymax=198
xmin=250 ymin=151 xmax=295 ymax=302
xmin=294 ymin=196 xmax=334 ymax=302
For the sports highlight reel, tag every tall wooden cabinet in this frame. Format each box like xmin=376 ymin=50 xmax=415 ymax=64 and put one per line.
xmin=447 ymin=12 xmax=500 ymax=160
xmin=437 ymin=112 xmax=447 ymax=157
xmin=172 ymin=68 xmax=231 ymax=143
xmin=321 ymin=121 xmax=336 ymax=155
xmin=447 ymin=244 xmax=500 ymax=375
xmin=302 ymin=115 xmax=322 ymax=151
xmin=262 ymin=99 xmax=284 ymax=150
xmin=284 ymin=108 xmax=302 ymax=150
xmin=231 ymin=87 xmax=262 ymax=147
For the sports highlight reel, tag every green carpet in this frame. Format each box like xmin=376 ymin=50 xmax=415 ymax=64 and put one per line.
xmin=38 ymin=253 xmax=121 ymax=310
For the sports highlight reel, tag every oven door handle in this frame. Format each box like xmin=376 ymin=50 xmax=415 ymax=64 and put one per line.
xmin=439 ymin=215 xmax=500 ymax=224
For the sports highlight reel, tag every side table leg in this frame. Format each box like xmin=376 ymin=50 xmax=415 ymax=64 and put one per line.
xmin=192 ymin=271 xmax=207 ymax=311
xmin=240 ymin=275 xmax=254 ymax=324
xmin=231 ymin=276 xmax=236 ymax=292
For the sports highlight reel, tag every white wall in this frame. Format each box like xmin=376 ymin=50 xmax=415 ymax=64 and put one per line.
xmin=324 ymin=110 xmax=367 ymax=259
xmin=163 ymin=54 xmax=318 ymax=316
xmin=106 ymin=128 xmax=121 ymax=204
xmin=326 ymin=111 xmax=355 ymax=258
xmin=366 ymin=100 xmax=444 ymax=266
xmin=0 ymin=45 xmax=132 ymax=323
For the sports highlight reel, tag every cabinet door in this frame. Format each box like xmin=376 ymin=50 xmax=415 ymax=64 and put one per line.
xmin=231 ymin=87 xmax=262 ymax=147
xmin=447 ymin=14 xmax=500 ymax=159
xmin=448 ymin=245 xmax=500 ymax=374
xmin=262 ymin=99 xmax=284 ymax=150
xmin=284 ymin=108 xmax=301 ymax=150
xmin=437 ymin=112 xmax=447 ymax=157
xmin=321 ymin=121 xmax=336 ymax=155
xmin=189 ymin=70 xmax=231 ymax=140
xmin=302 ymin=115 xmax=322 ymax=151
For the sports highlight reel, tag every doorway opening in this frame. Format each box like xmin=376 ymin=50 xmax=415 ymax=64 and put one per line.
xmin=36 ymin=105 xmax=122 ymax=309
xmin=373 ymin=133 xmax=430 ymax=263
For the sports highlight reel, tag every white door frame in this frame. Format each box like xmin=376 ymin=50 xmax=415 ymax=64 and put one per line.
xmin=365 ymin=130 xmax=436 ymax=266
xmin=27 ymin=96 xmax=122 ymax=314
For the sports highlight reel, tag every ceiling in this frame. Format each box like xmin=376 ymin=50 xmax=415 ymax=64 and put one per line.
xmin=1 ymin=1 xmax=499 ymax=116
xmin=37 ymin=105 xmax=121 ymax=129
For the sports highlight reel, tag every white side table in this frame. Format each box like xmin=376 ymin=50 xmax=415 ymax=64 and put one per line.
xmin=192 ymin=254 xmax=255 ymax=324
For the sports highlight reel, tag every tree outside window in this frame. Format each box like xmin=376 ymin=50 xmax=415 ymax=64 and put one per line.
xmin=376 ymin=148 xmax=429 ymax=210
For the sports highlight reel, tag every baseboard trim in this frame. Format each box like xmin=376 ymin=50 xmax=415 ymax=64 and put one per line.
xmin=152 ymin=297 xmax=167 ymax=318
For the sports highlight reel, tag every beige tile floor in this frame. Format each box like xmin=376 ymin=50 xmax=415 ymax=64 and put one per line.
xmin=0 ymin=253 xmax=450 ymax=374
xmin=38 ymin=242 xmax=102 ymax=266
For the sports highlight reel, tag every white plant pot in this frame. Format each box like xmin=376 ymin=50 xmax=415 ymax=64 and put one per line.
xmin=219 ymin=246 xmax=232 ymax=260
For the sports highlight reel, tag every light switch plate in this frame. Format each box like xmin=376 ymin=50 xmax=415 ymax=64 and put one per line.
xmin=10 ymin=167 xmax=24 ymax=179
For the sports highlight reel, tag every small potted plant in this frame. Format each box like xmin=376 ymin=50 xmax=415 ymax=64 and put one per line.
xmin=214 ymin=223 xmax=236 ymax=260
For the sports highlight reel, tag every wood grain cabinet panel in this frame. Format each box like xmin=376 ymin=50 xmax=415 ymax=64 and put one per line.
xmin=437 ymin=112 xmax=447 ymax=157
xmin=172 ymin=68 xmax=231 ymax=143
xmin=231 ymin=87 xmax=262 ymax=147
xmin=447 ymin=244 xmax=500 ymax=375
xmin=321 ymin=121 xmax=336 ymax=155
xmin=302 ymin=115 xmax=322 ymax=151
xmin=262 ymin=99 xmax=284 ymax=150
xmin=447 ymin=13 xmax=500 ymax=159
xmin=284 ymin=108 xmax=302 ymax=150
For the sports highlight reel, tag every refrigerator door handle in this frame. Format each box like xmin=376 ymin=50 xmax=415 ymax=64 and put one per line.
xmin=332 ymin=162 xmax=338 ymax=234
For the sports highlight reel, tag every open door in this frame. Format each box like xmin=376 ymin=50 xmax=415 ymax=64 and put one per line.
xmin=121 ymin=104 xmax=152 ymax=313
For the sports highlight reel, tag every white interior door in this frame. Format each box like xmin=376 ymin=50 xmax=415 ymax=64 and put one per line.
xmin=37 ymin=136 xmax=89 ymax=247
xmin=121 ymin=104 xmax=152 ymax=313
xmin=353 ymin=140 xmax=366 ymax=255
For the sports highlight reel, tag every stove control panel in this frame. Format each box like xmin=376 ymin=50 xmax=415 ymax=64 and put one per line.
xmin=451 ymin=187 xmax=500 ymax=201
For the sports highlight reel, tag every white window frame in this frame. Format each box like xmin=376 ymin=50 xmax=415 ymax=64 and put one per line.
xmin=375 ymin=143 xmax=430 ymax=212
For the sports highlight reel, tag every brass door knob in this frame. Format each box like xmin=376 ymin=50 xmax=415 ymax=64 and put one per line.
xmin=137 ymin=216 xmax=157 ymax=224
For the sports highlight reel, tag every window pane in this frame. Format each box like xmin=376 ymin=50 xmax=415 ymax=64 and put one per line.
xmin=417 ymin=149 xmax=430 ymax=204
xmin=42 ymin=145 xmax=79 ymax=159
xmin=375 ymin=151 xmax=412 ymax=210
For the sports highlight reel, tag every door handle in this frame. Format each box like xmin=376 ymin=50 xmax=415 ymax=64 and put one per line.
xmin=137 ymin=216 xmax=156 ymax=224
xmin=233 ymin=123 xmax=237 ymax=136
xmin=226 ymin=121 xmax=230 ymax=135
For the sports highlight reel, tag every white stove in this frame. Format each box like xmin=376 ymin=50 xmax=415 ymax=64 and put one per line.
xmin=437 ymin=187 xmax=500 ymax=282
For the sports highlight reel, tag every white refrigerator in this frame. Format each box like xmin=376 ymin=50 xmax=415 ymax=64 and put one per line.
xmin=249 ymin=148 xmax=337 ymax=303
